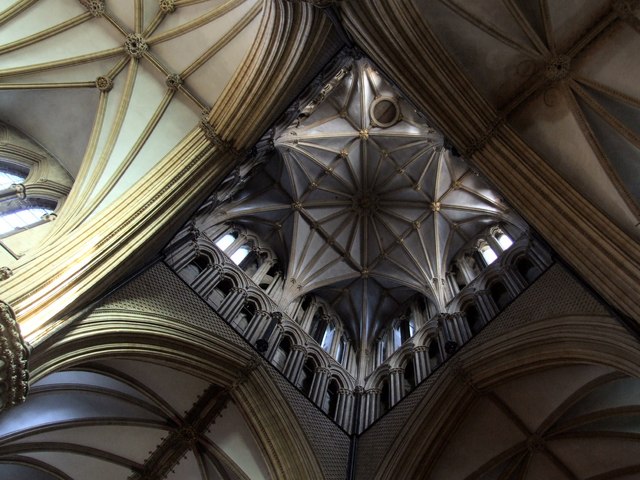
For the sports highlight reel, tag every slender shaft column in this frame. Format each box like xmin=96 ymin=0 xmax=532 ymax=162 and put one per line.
xmin=335 ymin=389 xmax=353 ymax=430
xmin=252 ymin=258 xmax=275 ymax=286
xmin=300 ymin=301 xmax=318 ymax=331
xmin=474 ymin=290 xmax=498 ymax=321
xmin=500 ymin=265 xmax=527 ymax=295
xmin=486 ymin=234 xmax=504 ymax=256
xmin=310 ymin=366 xmax=331 ymax=406
xmin=192 ymin=265 xmax=223 ymax=298
xmin=458 ymin=256 xmax=476 ymax=284
xmin=244 ymin=310 xmax=271 ymax=343
xmin=412 ymin=346 xmax=429 ymax=383
xmin=389 ymin=368 xmax=404 ymax=406
xmin=225 ymin=235 xmax=248 ymax=257
xmin=283 ymin=345 xmax=306 ymax=381
xmin=217 ymin=287 xmax=247 ymax=320
xmin=452 ymin=312 xmax=472 ymax=343
xmin=362 ymin=388 xmax=381 ymax=430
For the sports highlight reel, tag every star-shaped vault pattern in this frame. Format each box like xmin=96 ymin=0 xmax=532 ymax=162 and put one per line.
xmin=215 ymin=57 xmax=521 ymax=347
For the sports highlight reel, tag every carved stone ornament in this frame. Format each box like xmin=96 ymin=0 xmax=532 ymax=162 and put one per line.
xmin=0 ymin=267 xmax=12 ymax=281
xmin=165 ymin=73 xmax=183 ymax=90
xmin=80 ymin=0 xmax=105 ymax=17
xmin=544 ymin=55 xmax=571 ymax=81
xmin=95 ymin=75 xmax=113 ymax=92
xmin=0 ymin=301 xmax=30 ymax=412
xmin=12 ymin=183 xmax=26 ymax=200
xmin=159 ymin=0 xmax=177 ymax=13
xmin=124 ymin=33 xmax=149 ymax=59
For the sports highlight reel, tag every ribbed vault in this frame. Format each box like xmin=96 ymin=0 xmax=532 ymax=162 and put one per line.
xmin=213 ymin=56 xmax=522 ymax=346
xmin=0 ymin=358 xmax=270 ymax=480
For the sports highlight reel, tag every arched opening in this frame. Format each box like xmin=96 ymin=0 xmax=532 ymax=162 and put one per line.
xmin=231 ymin=301 xmax=256 ymax=333
xmin=0 ymin=201 xmax=55 ymax=237
xmin=516 ymin=257 xmax=541 ymax=284
xmin=299 ymin=358 xmax=316 ymax=396
xmin=230 ymin=245 xmax=250 ymax=265
xmin=463 ymin=302 xmax=483 ymax=334
xmin=273 ymin=336 xmax=292 ymax=372
xmin=215 ymin=232 xmax=237 ymax=251
xmin=489 ymin=281 xmax=511 ymax=310
xmin=492 ymin=227 xmax=514 ymax=250
xmin=403 ymin=359 xmax=416 ymax=396
xmin=428 ymin=340 xmax=441 ymax=371
xmin=179 ymin=253 xmax=211 ymax=283
xmin=379 ymin=377 xmax=390 ymax=416
xmin=209 ymin=277 xmax=234 ymax=307
xmin=326 ymin=379 xmax=340 ymax=418
xmin=478 ymin=242 xmax=497 ymax=266
xmin=310 ymin=310 xmax=328 ymax=344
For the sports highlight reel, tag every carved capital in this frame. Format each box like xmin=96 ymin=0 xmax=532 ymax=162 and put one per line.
xmin=291 ymin=344 xmax=307 ymax=353
xmin=0 ymin=301 xmax=30 ymax=411
xmin=271 ymin=311 xmax=283 ymax=323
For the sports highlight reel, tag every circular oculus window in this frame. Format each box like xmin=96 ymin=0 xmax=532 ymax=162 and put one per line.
xmin=370 ymin=97 xmax=400 ymax=128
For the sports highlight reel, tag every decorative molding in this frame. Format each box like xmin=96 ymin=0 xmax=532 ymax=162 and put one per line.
xmin=0 ymin=301 xmax=30 ymax=412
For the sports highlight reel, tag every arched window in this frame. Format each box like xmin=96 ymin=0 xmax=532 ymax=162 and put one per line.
xmin=493 ymin=228 xmax=513 ymax=250
xmin=230 ymin=246 xmax=250 ymax=265
xmin=335 ymin=335 xmax=348 ymax=364
xmin=321 ymin=324 xmax=335 ymax=352
xmin=215 ymin=232 xmax=236 ymax=251
xmin=0 ymin=202 xmax=55 ymax=237
xmin=0 ymin=169 xmax=26 ymax=189
xmin=478 ymin=241 xmax=497 ymax=265
xmin=310 ymin=310 xmax=328 ymax=343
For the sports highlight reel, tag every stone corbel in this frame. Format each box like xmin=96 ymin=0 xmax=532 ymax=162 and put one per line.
xmin=0 ymin=301 xmax=30 ymax=412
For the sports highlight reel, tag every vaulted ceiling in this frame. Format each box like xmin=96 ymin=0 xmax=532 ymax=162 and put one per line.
xmin=0 ymin=358 xmax=270 ymax=480
xmin=211 ymin=56 xmax=524 ymax=345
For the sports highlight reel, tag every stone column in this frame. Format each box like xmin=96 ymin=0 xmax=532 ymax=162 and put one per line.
xmin=217 ymin=287 xmax=247 ymax=320
xmin=389 ymin=368 xmax=404 ymax=406
xmin=283 ymin=345 xmax=306 ymax=382
xmin=412 ymin=346 xmax=429 ymax=383
xmin=309 ymin=366 xmax=331 ymax=406
xmin=252 ymin=258 xmax=276 ymax=286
